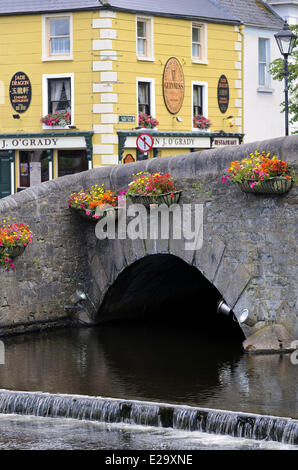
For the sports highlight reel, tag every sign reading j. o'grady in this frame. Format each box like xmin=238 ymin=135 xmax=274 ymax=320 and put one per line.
xmin=9 ymin=72 xmax=32 ymax=113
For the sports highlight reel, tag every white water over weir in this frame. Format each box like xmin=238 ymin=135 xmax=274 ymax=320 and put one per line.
xmin=0 ymin=390 xmax=297 ymax=445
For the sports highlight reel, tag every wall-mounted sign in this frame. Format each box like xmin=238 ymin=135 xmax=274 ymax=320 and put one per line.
xmin=136 ymin=133 xmax=154 ymax=153
xmin=119 ymin=115 xmax=136 ymax=123
xmin=9 ymin=72 xmax=32 ymax=113
xmin=125 ymin=135 xmax=211 ymax=149
xmin=217 ymin=75 xmax=229 ymax=114
xmin=213 ymin=137 xmax=239 ymax=147
xmin=163 ymin=57 xmax=185 ymax=114
xmin=1 ymin=136 xmax=86 ymax=150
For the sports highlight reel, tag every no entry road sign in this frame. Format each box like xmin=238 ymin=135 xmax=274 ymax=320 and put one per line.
xmin=136 ymin=133 xmax=154 ymax=153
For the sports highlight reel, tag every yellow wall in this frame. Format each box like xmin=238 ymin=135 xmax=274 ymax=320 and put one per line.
xmin=0 ymin=11 xmax=94 ymax=133
xmin=114 ymin=13 xmax=240 ymax=133
xmin=0 ymin=9 xmax=242 ymax=169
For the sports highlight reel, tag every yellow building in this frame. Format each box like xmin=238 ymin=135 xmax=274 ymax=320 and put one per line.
xmin=0 ymin=0 xmax=244 ymax=197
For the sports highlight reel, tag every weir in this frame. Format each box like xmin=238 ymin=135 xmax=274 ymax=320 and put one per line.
xmin=0 ymin=390 xmax=297 ymax=445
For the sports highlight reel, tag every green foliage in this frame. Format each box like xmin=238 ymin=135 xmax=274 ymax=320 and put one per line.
xmin=269 ymin=25 xmax=298 ymax=133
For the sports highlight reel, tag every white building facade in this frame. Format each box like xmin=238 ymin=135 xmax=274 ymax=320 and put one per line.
xmin=243 ymin=25 xmax=285 ymax=142
xmin=269 ymin=0 xmax=298 ymax=24
xmin=217 ymin=0 xmax=285 ymax=142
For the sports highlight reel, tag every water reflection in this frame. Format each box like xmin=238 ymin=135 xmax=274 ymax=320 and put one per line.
xmin=0 ymin=325 xmax=297 ymax=419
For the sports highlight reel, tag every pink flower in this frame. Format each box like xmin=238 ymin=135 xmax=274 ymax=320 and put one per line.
xmin=85 ymin=210 xmax=91 ymax=216
xmin=250 ymin=182 xmax=258 ymax=188
xmin=4 ymin=258 xmax=9 ymax=263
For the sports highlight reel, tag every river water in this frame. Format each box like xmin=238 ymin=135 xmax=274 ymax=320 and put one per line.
xmin=0 ymin=324 xmax=297 ymax=450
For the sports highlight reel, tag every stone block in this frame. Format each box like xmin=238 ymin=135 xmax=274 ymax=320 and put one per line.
xmin=193 ymin=236 xmax=225 ymax=283
xmin=243 ymin=324 xmax=294 ymax=353
xmin=224 ymin=263 xmax=251 ymax=308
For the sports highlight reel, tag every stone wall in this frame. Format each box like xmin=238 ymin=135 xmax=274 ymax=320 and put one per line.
xmin=0 ymin=135 xmax=297 ymax=340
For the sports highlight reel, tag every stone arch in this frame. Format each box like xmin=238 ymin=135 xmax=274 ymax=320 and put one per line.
xmin=79 ymin=232 xmax=252 ymax=339
xmin=96 ymin=253 xmax=245 ymax=341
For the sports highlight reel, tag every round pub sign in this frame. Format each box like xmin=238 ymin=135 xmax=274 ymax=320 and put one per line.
xmin=217 ymin=75 xmax=229 ymax=114
xmin=163 ymin=57 xmax=185 ymax=114
xmin=9 ymin=72 xmax=32 ymax=113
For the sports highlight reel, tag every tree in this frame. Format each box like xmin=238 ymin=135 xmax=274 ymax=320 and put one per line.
xmin=269 ymin=25 xmax=298 ymax=134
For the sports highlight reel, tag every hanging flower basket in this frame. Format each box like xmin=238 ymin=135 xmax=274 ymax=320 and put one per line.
xmin=222 ymin=151 xmax=295 ymax=196
xmin=68 ymin=185 xmax=118 ymax=221
xmin=128 ymin=190 xmax=182 ymax=208
xmin=126 ymin=172 xmax=182 ymax=208
xmin=0 ymin=245 xmax=26 ymax=258
xmin=237 ymin=177 xmax=292 ymax=195
xmin=0 ymin=220 xmax=34 ymax=272
xmin=70 ymin=206 xmax=119 ymax=222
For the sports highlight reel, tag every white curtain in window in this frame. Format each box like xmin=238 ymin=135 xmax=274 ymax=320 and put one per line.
xmin=138 ymin=84 xmax=146 ymax=105
xmin=50 ymin=80 xmax=63 ymax=113
xmin=64 ymin=79 xmax=71 ymax=103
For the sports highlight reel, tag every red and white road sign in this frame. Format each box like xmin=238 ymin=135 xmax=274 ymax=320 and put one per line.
xmin=136 ymin=133 xmax=154 ymax=153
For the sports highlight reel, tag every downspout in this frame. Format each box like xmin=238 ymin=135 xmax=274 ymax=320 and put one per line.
xmin=239 ymin=25 xmax=245 ymax=140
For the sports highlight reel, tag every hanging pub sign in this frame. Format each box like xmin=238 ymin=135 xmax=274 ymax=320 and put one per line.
xmin=217 ymin=75 xmax=229 ymax=114
xmin=163 ymin=57 xmax=185 ymax=114
xmin=9 ymin=72 xmax=32 ymax=113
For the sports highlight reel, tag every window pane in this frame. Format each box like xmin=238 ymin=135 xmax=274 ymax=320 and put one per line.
xmin=138 ymin=38 xmax=146 ymax=55
xmin=49 ymin=78 xmax=71 ymax=113
xmin=50 ymin=18 xmax=69 ymax=37
xmin=51 ymin=37 xmax=70 ymax=54
xmin=192 ymin=27 xmax=200 ymax=43
xmin=192 ymin=43 xmax=200 ymax=57
xmin=193 ymin=85 xmax=203 ymax=116
xmin=259 ymin=38 xmax=267 ymax=62
xmin=259 ymin=63 xmax=265 ymax=86
xmin=138 ymin=82 xmax=150 ymax=115
xmin=137 ymin=21 xmax=146 ymax=38
xmin=58 ymin=150 xmax=88 ymax=177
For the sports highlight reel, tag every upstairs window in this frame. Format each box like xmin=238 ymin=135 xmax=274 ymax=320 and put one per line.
xmin=42 ymin=74 xmax=74 ymax=127
xmin=192 ymin=23 xmax=207 ymax=63
xmin=258 ymin=38 xmax=271 ymax=88
xmin=138 ymin=81 xmax=151 ymax=115
xmin=192 ymin=81 xmax=208 ymax=129
xmin=49 ymin=17 xmax=70 ymax=54
xmin=48 ymin=78 xmax=71 ymax=114
xmin=43 ymin=14 xmax=72 ymax=60
xmin=137 ymin=17 xmax=153 ymax=59
xmin=193 ymin=85 xmax=203 ymax=116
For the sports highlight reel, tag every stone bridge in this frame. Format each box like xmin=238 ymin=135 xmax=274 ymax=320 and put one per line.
xmin=0 ymin=135 xmax=297 ymax=351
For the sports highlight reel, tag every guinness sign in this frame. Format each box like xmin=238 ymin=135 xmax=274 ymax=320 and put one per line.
xmin=9 ymin=72 xmax=32 ymax=113
xmin=217 ymin=75 xmax=229 ymax=114
xmin=163 ymin=57 xmax=185 ymax=114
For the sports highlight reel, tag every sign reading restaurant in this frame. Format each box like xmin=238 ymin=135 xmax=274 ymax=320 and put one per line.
xmin=163 ymin=57 xmax=185 ymax=114
xmin=213 ymin=137 xmax=239 ymax=147
xmin=1 ymin=136 xmax=86 ymax=150
xmin=9 ymin=72 xmax=32 ymax=113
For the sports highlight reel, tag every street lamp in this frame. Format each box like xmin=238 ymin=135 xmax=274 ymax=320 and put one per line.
xmin=274 ymin=21 xmax=297 ymax=136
